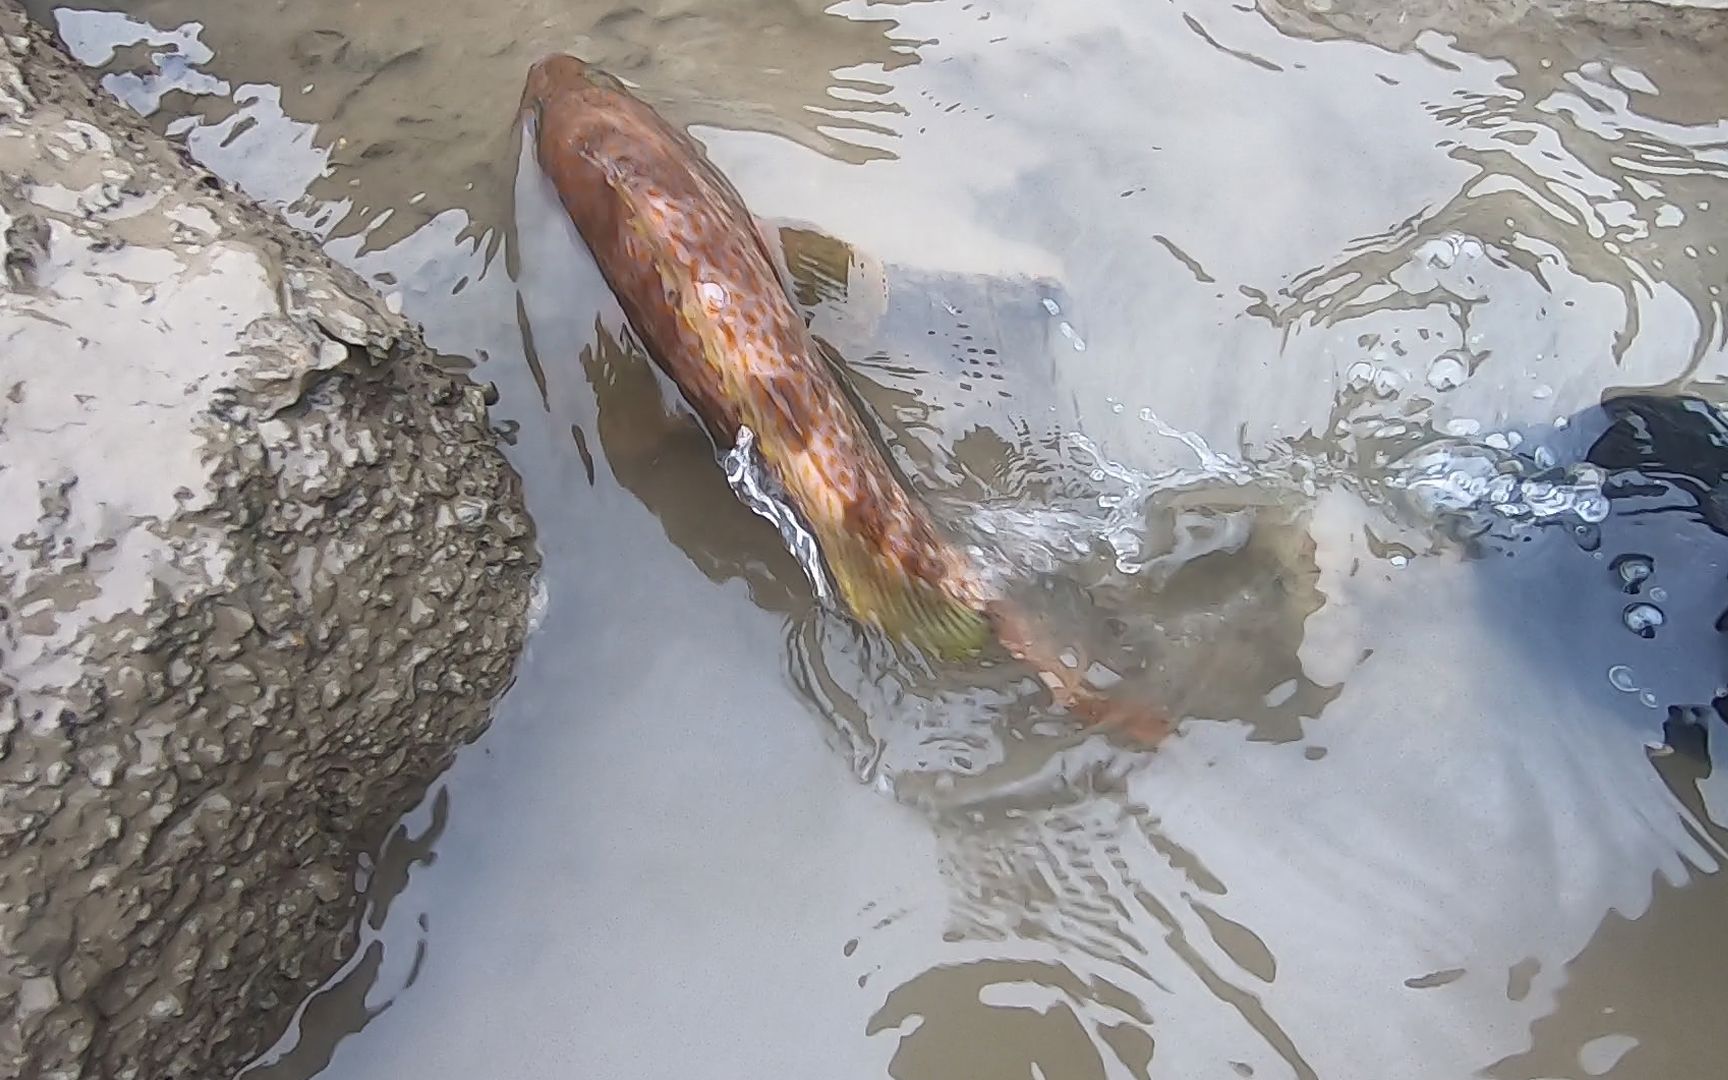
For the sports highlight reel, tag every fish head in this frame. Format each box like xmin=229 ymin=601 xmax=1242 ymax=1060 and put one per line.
xmin=522 ymin=54 xmax=636 ymax=127
xmin=522 ymin=53 xmax=593 ymax=110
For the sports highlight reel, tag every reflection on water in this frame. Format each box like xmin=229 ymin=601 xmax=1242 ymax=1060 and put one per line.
xmin=27 ymin=0 xmax=926 ymax=246
xmin=31 ymin=0 xmax=1728 ymax=1077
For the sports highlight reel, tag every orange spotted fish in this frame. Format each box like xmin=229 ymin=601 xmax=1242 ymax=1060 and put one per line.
xmin=522 ymin=55 xmax=1170 ymax=740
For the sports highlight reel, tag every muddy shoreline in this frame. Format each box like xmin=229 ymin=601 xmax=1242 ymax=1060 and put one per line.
xmin=0 ymin=5 xmax=538 ymax=1077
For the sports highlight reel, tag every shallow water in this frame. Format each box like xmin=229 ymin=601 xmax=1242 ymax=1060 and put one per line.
xmin=30 ymin=0 xmax=1728 ymax=1076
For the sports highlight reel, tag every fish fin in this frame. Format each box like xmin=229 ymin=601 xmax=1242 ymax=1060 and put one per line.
xmin=772 ymin=225 xmax=890 ymax=355
xmin=750 ymin=214 xmax=807 ymax=312
xmin=823 ymin=529 xmax=991 ymax=661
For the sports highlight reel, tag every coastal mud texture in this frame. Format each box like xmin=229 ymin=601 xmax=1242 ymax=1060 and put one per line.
xmin=1258 ymin=0 xmax=1728 ymax=51
xmin=0 ymin=6 xmax=538 ymax=1078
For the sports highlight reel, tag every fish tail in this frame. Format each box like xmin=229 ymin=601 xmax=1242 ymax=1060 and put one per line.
xmin=821 ymin=529 xmax=992 ymax=661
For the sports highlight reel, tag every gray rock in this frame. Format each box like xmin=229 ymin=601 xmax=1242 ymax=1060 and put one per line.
xmin=0 ymin=5 xmax=538 ymax=1078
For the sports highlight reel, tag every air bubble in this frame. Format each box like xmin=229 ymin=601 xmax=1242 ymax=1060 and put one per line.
xmin=1383 ymin=426 xmax=1612 ymax=531
xmin=1426 ymin=353 xmax=1468 ymax=391
xmin=1639 ymin=690 xmax=1660 ymax=709
xmin=1574 ymin=492 xmax=1610 ymax=523
xmin=1416 ymin=233 xmax=1484 ymax=268
xmin=1623 ymin=603 xmax=1664 ymax=638
xmin=1372 ymin=367 xmax=1406 ymax=398
xmin=1608 ymin=665 xmax=1638 ymax=692
xmin=1649 ymin=586 xmax=1667 ymax=603
xmin=1611 ymin=554 xmax=1653 ymax=592
xmin=1346 ymin=362 xmax=1376 ymax=390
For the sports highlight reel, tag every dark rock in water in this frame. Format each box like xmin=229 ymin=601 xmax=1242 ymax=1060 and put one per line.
xmin=0 ymin=6 xmax=538 ymax=1078
xmin=1578 ymin=394 xmax=1728 ymax=539
xmin=1479 ymin=393 xmax=1728 ymax=762
xmin=1584 ymin=394 xmax=1728 ymax=758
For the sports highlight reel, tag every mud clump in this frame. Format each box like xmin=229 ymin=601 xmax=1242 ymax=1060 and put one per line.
xmin=0 ymin=5 xmax=539 ymax=1078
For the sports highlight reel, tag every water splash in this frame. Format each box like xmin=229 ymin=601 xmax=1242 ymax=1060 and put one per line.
xmin=752 ymin=374 xmax=1620 ymax=822
xmin=1383 ymin=437 xmax=1611 ymax=528
xmin=722 ymin=424 xmax=835 ymax=605
xmin=957 ymin=394 xmax=1615 ymax=607
xmin=956 ymin=416 xmax=1276 ymax=588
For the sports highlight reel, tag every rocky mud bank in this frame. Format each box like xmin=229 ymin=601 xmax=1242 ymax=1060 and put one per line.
xmin=0 ymin=4 xmax=539 ymax=1077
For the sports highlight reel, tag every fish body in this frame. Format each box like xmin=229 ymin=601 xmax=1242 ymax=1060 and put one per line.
xmin=521 ymin=55 xmax=1169 ymax=741
xmin=523 ymin=54 xmax=989 ymax=656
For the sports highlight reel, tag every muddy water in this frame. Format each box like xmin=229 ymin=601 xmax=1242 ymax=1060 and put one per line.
xmin=31 ymin=0 xmax=1728 ymax=1076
